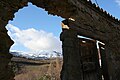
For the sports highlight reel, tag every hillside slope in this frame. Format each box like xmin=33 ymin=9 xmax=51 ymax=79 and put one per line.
xmin=11 ymin=56 xmax=62 ymax=80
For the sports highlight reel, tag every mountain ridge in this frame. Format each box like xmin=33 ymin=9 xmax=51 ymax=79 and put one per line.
xmin=10 ymin=50 xmax=62 ymax=60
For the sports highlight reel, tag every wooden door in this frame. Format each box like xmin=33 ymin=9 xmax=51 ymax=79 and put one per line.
xmin=79 ymin=38 xmax=102 ymax=80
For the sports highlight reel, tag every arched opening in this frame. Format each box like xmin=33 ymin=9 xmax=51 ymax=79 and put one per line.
xmin=6 ymin=3 xmax=64 ymax=80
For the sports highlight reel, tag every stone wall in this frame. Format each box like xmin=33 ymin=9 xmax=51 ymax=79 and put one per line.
xmin=60 ymin=24 xmax=82 ymax=80
xmin=0 ymin=0 xmax=120 ymax=80
xmin=0 ymin=31 xmax=14 ymax=80
xmin=0 ymin=0 xmax=28 ymax=79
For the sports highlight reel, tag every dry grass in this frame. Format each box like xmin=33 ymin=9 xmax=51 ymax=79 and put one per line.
xmin=12 ymin=57 xmax=63 ymax=80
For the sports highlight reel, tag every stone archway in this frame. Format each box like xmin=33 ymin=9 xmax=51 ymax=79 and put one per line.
xmin=0 ymin=0 xmax=73 ymax=80
xmin=0 ymin=0 xmax=120 ymax=80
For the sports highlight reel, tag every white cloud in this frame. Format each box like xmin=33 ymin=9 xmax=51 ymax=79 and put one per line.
xmin=116 ymin=0 xmax=120 ymax=6
xmin=6 ymin=24 xmax=62 ymax=52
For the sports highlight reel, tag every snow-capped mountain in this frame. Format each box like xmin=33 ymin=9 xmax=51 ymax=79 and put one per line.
xmin=10 ymin=50 xmax=62 ymax=60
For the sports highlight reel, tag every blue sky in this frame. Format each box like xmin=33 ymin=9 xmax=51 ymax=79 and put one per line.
xmin=6 ymin=1 xmax=120 ymax=52
xmin=6 ymin=3 xmax=63 ymax=52
xmin=8 ymin=3 xmax=63 ymax=36
xmin=92 ymin=0 xmax=120 ymax=19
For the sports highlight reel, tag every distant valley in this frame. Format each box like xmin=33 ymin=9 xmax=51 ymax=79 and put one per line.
xmin=10 ymin=52 xmax=63 ymax=80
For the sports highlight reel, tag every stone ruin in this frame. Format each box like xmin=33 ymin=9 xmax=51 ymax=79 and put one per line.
xmin=0 ymin=0 xmax=120 ymax=80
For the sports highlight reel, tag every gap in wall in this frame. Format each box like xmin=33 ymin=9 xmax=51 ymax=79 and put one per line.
xmin=6 ymin=2 xmax=63 ymax=80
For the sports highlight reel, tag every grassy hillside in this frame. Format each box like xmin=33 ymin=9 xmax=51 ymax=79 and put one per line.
xmin=11 ymin=57 xmax=63 ymax=80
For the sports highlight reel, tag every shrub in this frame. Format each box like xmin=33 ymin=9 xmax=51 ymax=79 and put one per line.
xmin=38 ymin=75 xmax=51 ymax=80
